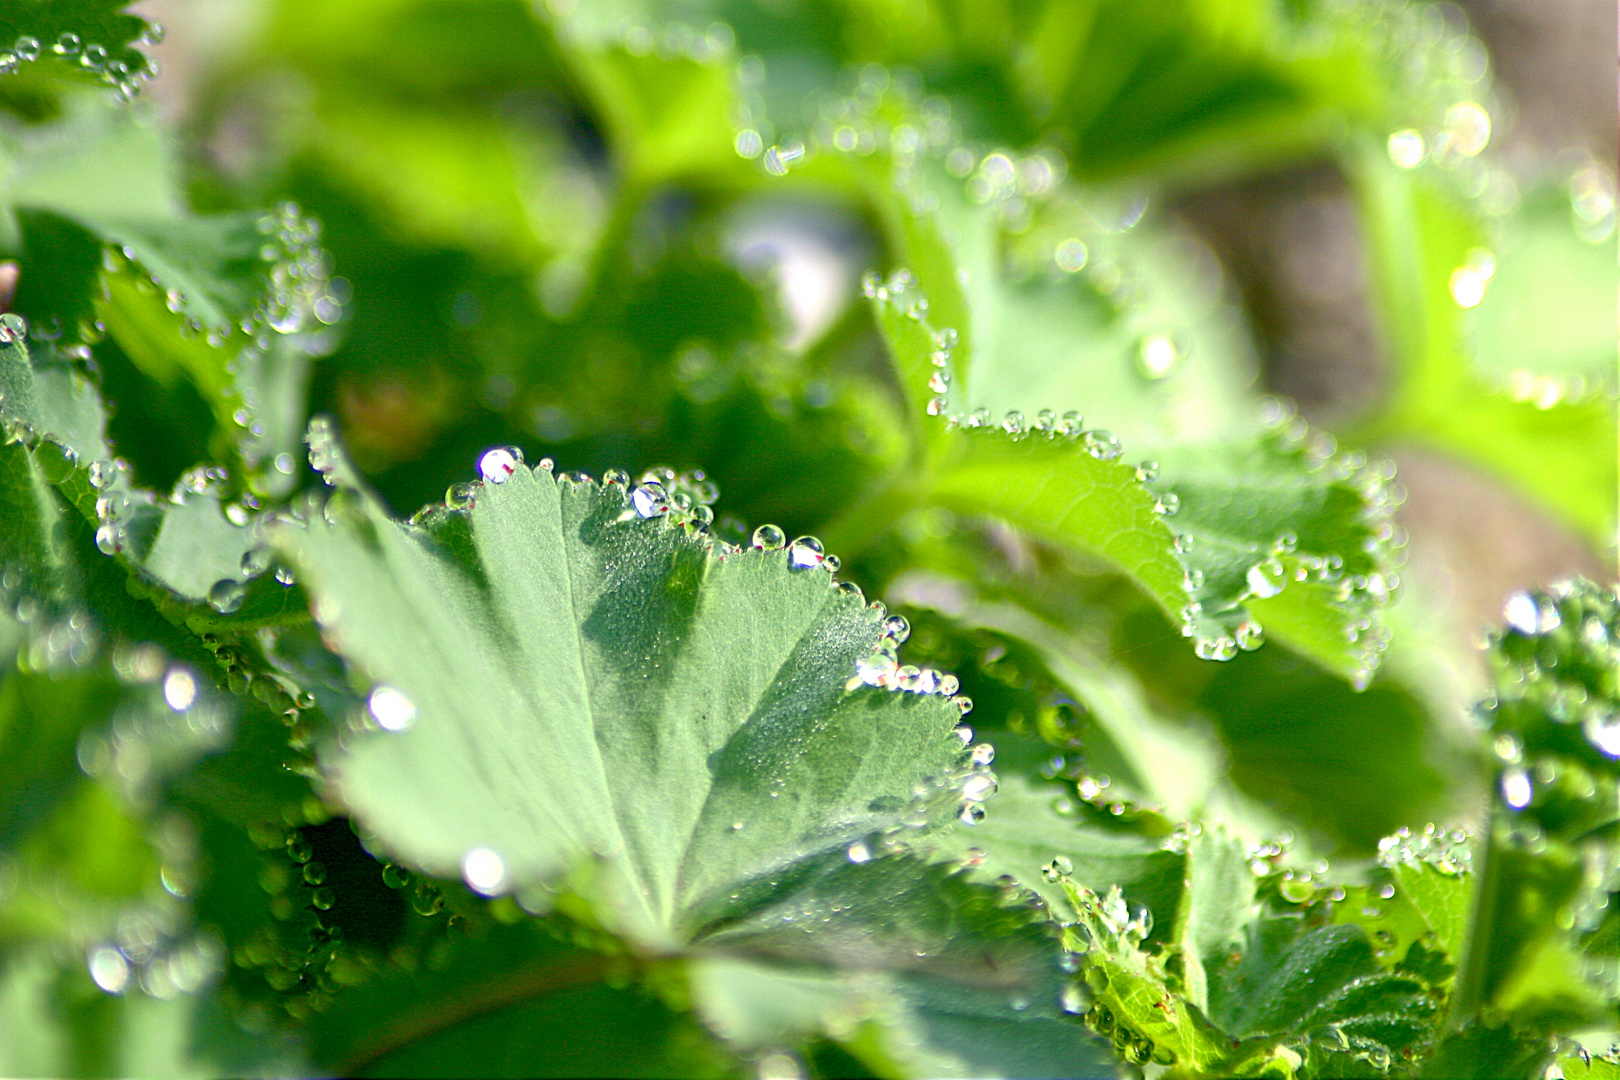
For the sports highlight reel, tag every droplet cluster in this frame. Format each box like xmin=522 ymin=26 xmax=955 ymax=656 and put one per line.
xmin=1478 ymin=580 xmax=1620 ymax=991
xmin=0 ymin=22 xmax=163 ymax=100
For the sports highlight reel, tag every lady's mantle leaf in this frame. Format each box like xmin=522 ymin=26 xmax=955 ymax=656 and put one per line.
xmin=273 ymin=437 xmax=983 ymax=947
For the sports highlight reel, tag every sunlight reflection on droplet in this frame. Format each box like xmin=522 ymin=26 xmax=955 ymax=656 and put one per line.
xmin=88 ymin=947 xmax=129 ymax=994
xmin=369 ymin=685 xmax=417 ymax=731
xmin=163 ymin=668 xmax=196 ymax=711
xmin=463 ymin=848 xmax=506 ymax=895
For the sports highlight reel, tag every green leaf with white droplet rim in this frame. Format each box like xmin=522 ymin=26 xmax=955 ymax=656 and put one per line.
xmin=5 ymin=106 xmax=335 ymax=486
xmin=1060 ymin=829 xmax=1445 ymax=1077
xmin=272 ymin=442 xmax=982 ymax=947
xmin=867 ymin=171 xmax=1402 ymax=684
xmin=1452 ymin=579 xmax=1620 ymax=1032
xmin=921 ymin=423 xmax=1186 ymax=620
xmin=1466 ymin=181 xmax=1619 ymax=393
xmin=0 ymin=333 xmax=308 ymax=631
xmin=883 ymin=160 xmax=1260 ymax=448
xmin=0 ymin=0 xmax=157 ymax=89
xmin=1347 ymin=142 xmax=1617 ymax=550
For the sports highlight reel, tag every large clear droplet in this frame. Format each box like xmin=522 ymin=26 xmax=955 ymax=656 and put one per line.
xmin=752 ymin=524 xmax=786 ymax=550
xmin=787 ymin=536 xmax=824 ymax=568
xmin=479 ymin=447 xmax=522 ymax=484
xmin=1246 ymin=560 xmax=1286 ymax=599
xmin=630 ymin=482 xmax=669 ymax=518
xmin=1082 ymin=430 xmax=1123 ymax=460
xmin=208 ymin=579 xmax=245 ymax=614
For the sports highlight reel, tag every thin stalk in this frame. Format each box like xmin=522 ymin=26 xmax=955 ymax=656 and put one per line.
xmin=1448 ymin=803 xmax=1502 ymax=1030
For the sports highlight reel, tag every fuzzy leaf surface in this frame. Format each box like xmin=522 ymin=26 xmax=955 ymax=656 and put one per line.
xmin=275 ymin=456 xmax=973 ymax=946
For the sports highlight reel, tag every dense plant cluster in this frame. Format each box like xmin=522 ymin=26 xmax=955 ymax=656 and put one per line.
xmin=0 ymin=0 xmax=1614 ymax=1077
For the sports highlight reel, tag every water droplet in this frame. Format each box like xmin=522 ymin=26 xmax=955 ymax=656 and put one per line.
xmin=1154 ymin=492 xmax=1180 ymax=516
xmin=462 ymin=848 xmax=506 ymax=895
xmin=1501 ymin=766 xmax=1532 ymax=809
xmin=1583 ymin=709 xmax=1620 ymax=758
xmin=962 ymin=773 xmax=998 ymax=801
xmin=1135 ymin=333 xmax=1181 ymax=380
xmin=1247 ymin=560 xmax=1286 ymax=599
xmin=1002 ymin=410 xmax=1025 ymax=436
xmin=630 ymin=482 xmax=669 ymax=518
xmin=208 ymin=579 xmax=245 ymax=614
xmin=1194 ymin=636 xmax=1237 ymax=661
xmin=1055 ymin=238 xmax=1089 ymax=273
xmin=163 ymin=667 xmax=196 ymax=710
xmin=882 ymin=615 xmax=910 ymax=643
xmin=1503 ymin=591 xmax=1559 ymax=635
xmin=445 ymin=482 xmax=476 ymax=510
xmin=1444 ymin=101 xmax=1491 ymax=156
xmin=970 ymin=743 xmax=995 ymax=766
xmin=302 ymin=861 xmax=327 ymax=886
xmin=311 ymin=887 xmax=335 ymax=910
xmin=752 ymin=524 xmax=785 ymax=550
xmin=94 ymin=522 xmax=121 ymax=555
xmin=1234 ymin=619 xmax=1265 ymax=651
xmin=88 ymin=947 xmax=129 ymax=994
xmin=1387 ymin=129 xmax=1426 ymax=169
xmin=54 ymin=32 xmax=81 ymax=56
xmin=787 ymin=536 xmax=824 ymax=569
xmin=241 ymin=546 xmax=273 ymax=579
xmin=1061 ymin=980 xmax=1092 ymax=1013
xmin=1448 ymin=248 xmax=1496 ymax=308
xmin=958 ymin=802 xmax=985 ymax=825
xmin=1278 ymin=876 xmax=1313 ymax=903
xmin=382 ymin=863 xmax=410 ymax=888
xmin=855 ymin=652 xmax=897 ymax=687
xmin=847 ymin=841 xmax=872 ymax=863
xmin=1082 ymin=430 xmax=1122 ymax=460
xmin=369 ymin=685 xmax=416 ymax=731
xmin=1173 ymin=533 xmax=1194 ymax=554
xmin=478 ymin=447 xmax=522 ymax=483
xmin=15 ymin=36 xmax=40 ymax=62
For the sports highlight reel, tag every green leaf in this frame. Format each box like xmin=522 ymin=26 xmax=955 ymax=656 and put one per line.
xmin=1467 ymin=182 xmax=1619 ymax=392
xmin=4 ymin=105 xmax=337 ymax=486
xmin=1348 ymin=143 xmax=1618 ymax=550
xmin=274 ymin=435 xmax=978 ymax=944
xmin=1061 ymin=830 xmax=1444 ymax=1077
xmin=864 ymin=159 xmax=1403 ymax=683
xmin=308 ymin=921 xmax=737 ymax=1078
xmin=1 ymin=332 xmax=310 ymax=630
xmin=690 ymin=852 xmax=1112 ymax=1079
xmin=548 ymin=24 xmax=743 ymax=190
xmin=0 ymin=0 xmax=156 ymax=90
xmin=1454 ymin=580 xmax=1620 ymax=1030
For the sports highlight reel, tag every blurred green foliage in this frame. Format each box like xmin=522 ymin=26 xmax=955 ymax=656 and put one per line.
xmin=0 ymin=0 xmax=1614 ymax=1076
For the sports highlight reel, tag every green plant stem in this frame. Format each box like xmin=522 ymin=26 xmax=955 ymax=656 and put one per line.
xmin=1448 ymin=804 xmax=1502 ymax=1030
xmin=330 ymin=951 xmax=616 ymax=1076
